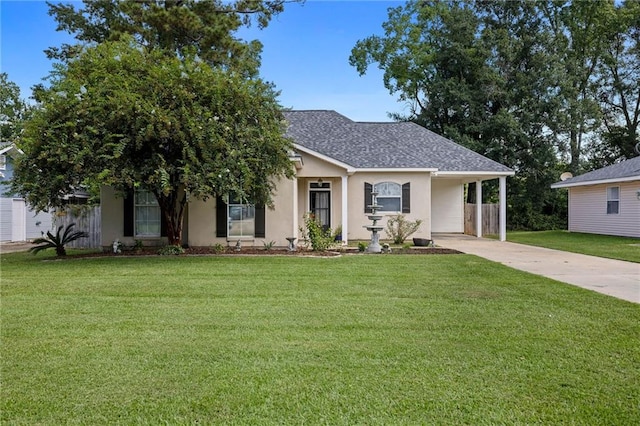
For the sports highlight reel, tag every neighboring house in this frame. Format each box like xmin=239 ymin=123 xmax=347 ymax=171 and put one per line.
xmin=551 ymin=156 xmax=640 ymax=238
xmin=101 ymin=110 xmax=514 ymax=248
xmin=0 ymin=145 xmax=53 ymax=242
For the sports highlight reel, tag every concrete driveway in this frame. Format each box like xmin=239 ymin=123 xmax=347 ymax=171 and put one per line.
xmin=0 ymin=242 xmax=34 ymax=254
xmin=435 ymin=234 xmax=640 ymax=304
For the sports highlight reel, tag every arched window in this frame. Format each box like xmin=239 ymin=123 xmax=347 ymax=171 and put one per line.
xmin=364 ymin=181 xmax=410 ymax=214
xmin=374 ymin=182 xmax=402 ymax=212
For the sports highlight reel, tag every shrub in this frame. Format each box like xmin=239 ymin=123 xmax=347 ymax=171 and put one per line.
xmin=299 ymin=212 xmax=337 ymax=252
xmin=133 ymin=239 xmax=144 ymax=252
xmin=358 ymin=242 xmax=367 ymax=252
xmin=263 ymin=240 xmax=276 ymax=251
xmin=211 ymin=243 xmax=225 ymax=254
xmin=157 ymin=245 xmax=185 ymax=256
xmin=385 ymin=215 xmax=423 ymax=245
xmin=29 ymin=223 xmax=89 ymax=256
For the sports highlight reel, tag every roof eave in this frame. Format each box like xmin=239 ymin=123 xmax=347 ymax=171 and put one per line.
xmin=551 ymin=175 xmax=640 ymax=188
xmin=435 ymin=170 xmax=515 ymax=177
xmin=294 ymin=144 xmax=357 ymax=173
xmin=0 ymin=144 xmax=24 ymax=158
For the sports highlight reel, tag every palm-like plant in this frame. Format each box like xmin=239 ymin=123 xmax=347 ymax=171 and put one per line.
xmin=29 ymin=223 xmax=89 ymax=256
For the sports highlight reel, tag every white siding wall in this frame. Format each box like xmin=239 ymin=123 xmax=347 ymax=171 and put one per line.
xmin=0 ymin=198 xmax=54 ymax=242
xmin=25 ymin=207 xmax=53 ymax=239
xmin=0 ymin=198 xmax=13 ymax=241
xmin=568 ymin=181 xmax=640 ymax=238
xmin=431 ymin=179 xmax=464 ymax=233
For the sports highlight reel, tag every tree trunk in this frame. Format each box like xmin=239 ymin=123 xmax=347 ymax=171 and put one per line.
xmin=157 ymin=190 xmax=187 ymax=246
xmin=569 ymin=128 xmax=580 ymax=174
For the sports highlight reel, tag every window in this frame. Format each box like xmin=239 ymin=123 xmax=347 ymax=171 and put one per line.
xmin=365 ymin=182 xmax=411 ymax=214
xmin=135 ymin=190 xmax=161 ymax=236
xmin=374 ymin=182 xmax=402 ymax=212
xmin=607 ymin=186 xmax=619 ymax=215
xmin=228 ymin=195 xmax=256 ymax=238
xmin=0 ymin=155 xmax=6 ymax=170
xmin=216 ymin=196 xmax=265 ymax=239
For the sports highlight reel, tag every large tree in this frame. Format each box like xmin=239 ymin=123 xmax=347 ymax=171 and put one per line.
xmin=0 ymin=73 xmax=31 ymax=147
xmin=11 ymin=0 xmax=299 ymax=245
xmin=45 ymin=0 xmax=292 ymax=76
xmin=10 ymin=38 xmax=294 ymax=245
xmin=349 ymin=0 xmax=636 ymax=230
xmin=590 ymin=0 xmax=640 ymax=167
xmin=350 ymin=0 xmax=567 ymax=229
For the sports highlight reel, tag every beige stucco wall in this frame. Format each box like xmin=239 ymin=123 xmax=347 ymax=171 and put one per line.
xmin=102 ymin=178 xmax=297 ymax=249
xmin=188 ymin=175 xmax=297 ymax=247
xmin=100 ymin=186 xmax=167 ymax=248
xmin=100 ymin=186 xmax=122 ymax=247
xmin=295 ymin=152 xmax=346 ymax=178
xmin=345 ymin=172 xmax=432 ymax=241
xmin=101 ymin=150 xmax=472 ymax=246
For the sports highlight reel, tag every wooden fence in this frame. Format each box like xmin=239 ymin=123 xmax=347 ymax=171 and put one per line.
xmin=464 ymin=203 xmax=499 ymax=236
xmin=54 ymin=205 xmax=101 ymax=248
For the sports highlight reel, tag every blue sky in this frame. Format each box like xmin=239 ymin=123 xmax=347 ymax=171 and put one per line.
xmin=1 ymin=0 xmax=409 ymax=122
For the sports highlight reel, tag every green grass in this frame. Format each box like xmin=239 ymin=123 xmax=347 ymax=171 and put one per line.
xmin=2 ymin=252 xmax=639 ymax=424
xmin=505 ymin=230 xmax=640 ymax=263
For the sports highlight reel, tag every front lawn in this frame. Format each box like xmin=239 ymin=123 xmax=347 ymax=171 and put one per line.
xmin=506 ymin=230 xmax=640 ymax=263
xmin=2 ymin=252 xmax=639 ymax=424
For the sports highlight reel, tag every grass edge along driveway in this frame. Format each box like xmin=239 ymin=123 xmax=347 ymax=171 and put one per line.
xmin=503 ymin=230 xmax=640 ymax=263
xmin=2 ymin=253 xmax=639 ymax=424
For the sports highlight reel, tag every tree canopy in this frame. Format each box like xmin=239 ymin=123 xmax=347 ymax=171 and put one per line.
xmin=46 ymin=0 xmax=292 ymax=76
xmin=11 ymin=0 xmax=298 ymax=245
xmin=12 ymin=38 xmax=293 ymax=244
xmin=350 ymin=0 xmax=639 ymax=230
xmin=0 ymin=73 xmax=31 ymax=147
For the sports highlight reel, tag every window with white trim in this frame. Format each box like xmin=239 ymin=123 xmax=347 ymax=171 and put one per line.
xmin=607 ymin=186 xmax=619 ymax=215
xmin=135 ymin=190 xmax=161 ymax=236
xmin=374 ymin=182 xmax=402 ymax=212
xmin=228 ymin=194 xmax=255 ymax=238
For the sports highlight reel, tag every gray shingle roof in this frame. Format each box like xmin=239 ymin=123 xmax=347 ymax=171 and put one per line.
xmin=283 ymin=110 xmax=513 ymax=173
xmin=552 ymin=155 xmax=640 ymax=187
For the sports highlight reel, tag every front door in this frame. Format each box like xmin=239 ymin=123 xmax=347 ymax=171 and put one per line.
xmin=310 ymin=189 xmax=331 ymax=230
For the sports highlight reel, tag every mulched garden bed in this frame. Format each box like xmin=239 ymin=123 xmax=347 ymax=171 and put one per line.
xmin=68 ymin=246 xmax=462 ymax=258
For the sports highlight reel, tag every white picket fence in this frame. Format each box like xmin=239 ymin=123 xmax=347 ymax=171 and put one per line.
xmin=53 ymin=205 xmax=101 ymax=248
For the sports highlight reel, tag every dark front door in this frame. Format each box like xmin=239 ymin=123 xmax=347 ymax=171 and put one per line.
xmin=310 ymin=190 xmax=330 ymax=230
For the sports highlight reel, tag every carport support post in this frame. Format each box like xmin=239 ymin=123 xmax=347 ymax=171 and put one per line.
xmin=475 ymin=180 xmax=482 ymax=238
xmin=341 ymin=175 xmax=348 ymax=244
xmin=499 ymin=176 xmax=506 ymax=241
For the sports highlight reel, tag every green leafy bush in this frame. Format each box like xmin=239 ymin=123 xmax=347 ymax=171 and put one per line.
xmin=211 ymin=243 xmax=225 ymax=254
xmin=385 ymin=215 xmax=423 ymax=245
xmin=157 ymin=245 xmax=185 ymax=256
xmin=299 ymin=213 xmax=338 ymax=252
xmin=29 ymin=223 xmax=89 ymax=256
xmin=133 ymin=239 xmax=144 ymax=252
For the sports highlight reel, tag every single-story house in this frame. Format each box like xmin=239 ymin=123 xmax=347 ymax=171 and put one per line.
xmin=101 ymin=110 xmax=514 ymax=248
xmin=0 ymin=145 xmax=53 ymax=242
xmin=551 ymin=156 xmax=640 ymax=238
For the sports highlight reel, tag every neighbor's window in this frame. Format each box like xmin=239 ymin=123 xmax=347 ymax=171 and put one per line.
xmin=0 ymin=155 xmax=6 ymax=170
xmin=374 ymin=182 xmax=402 ymax=212
xmin=228 ymin=195 xmax=255 ymax=238
xmin=607 ymin=186 xmax=620 ymax=215
xmin=135 ymin=190 xmax=161 ymax=236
